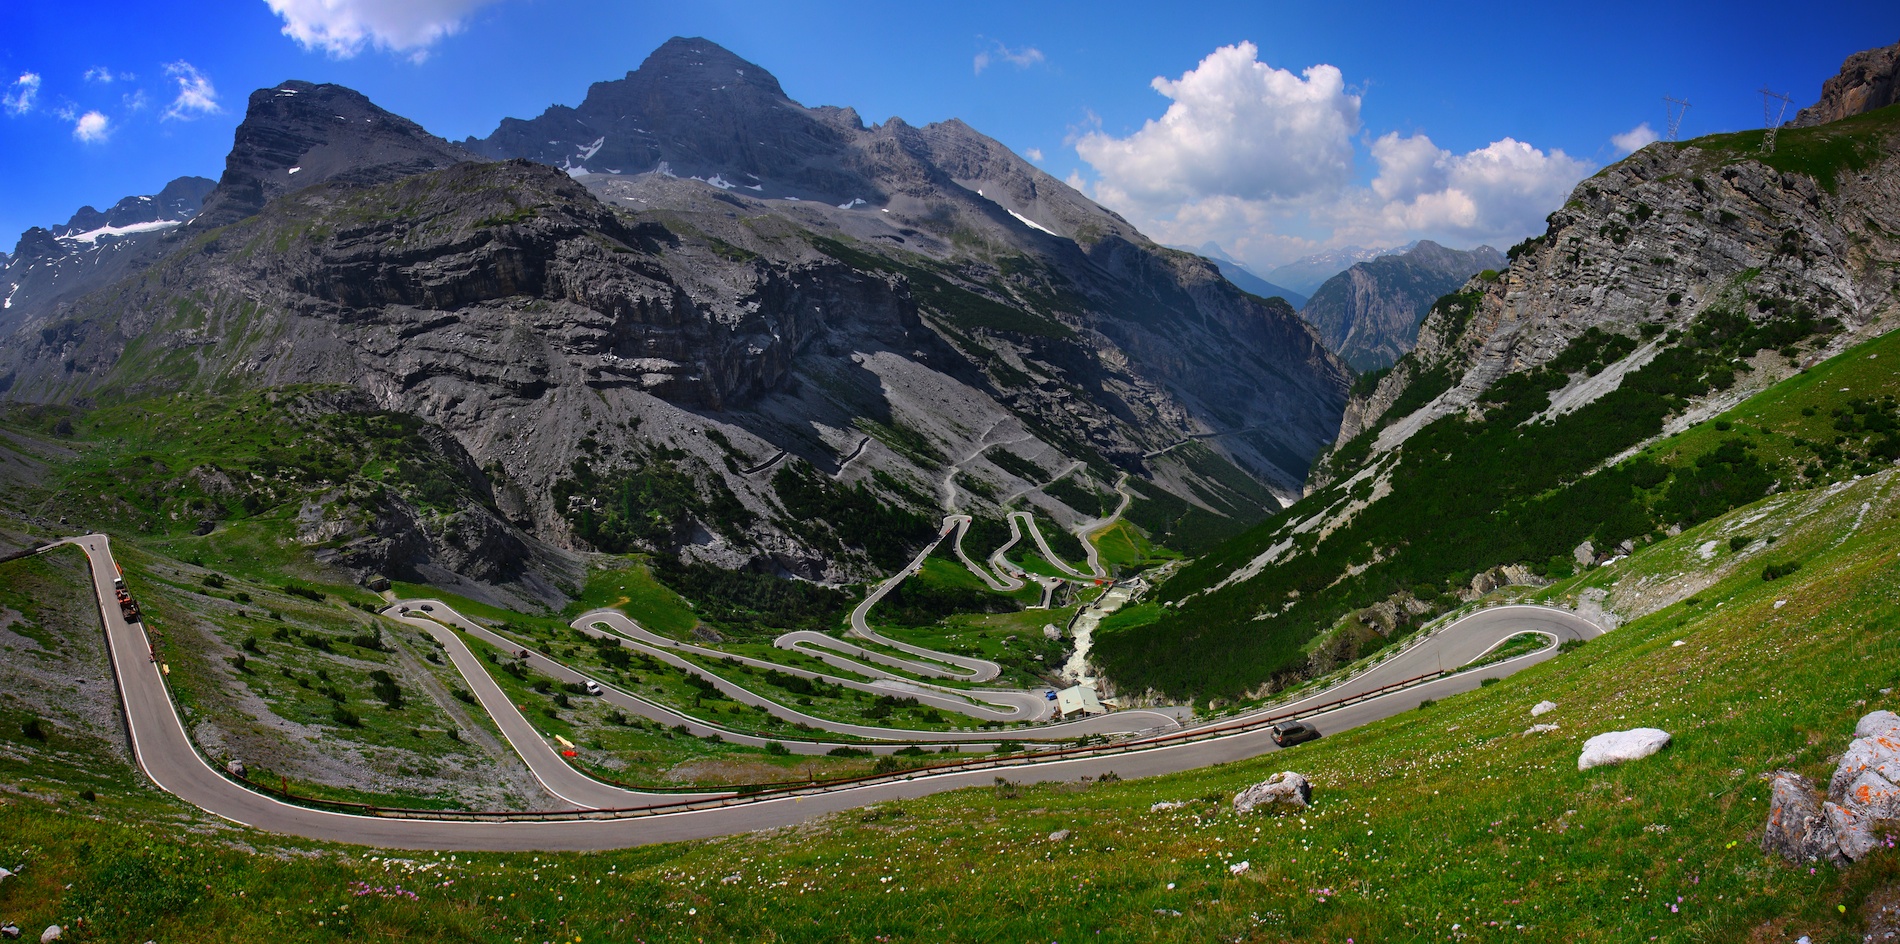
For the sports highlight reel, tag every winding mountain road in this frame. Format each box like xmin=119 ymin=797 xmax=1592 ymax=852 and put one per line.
xmin=60 ymin=532 xmax=1599 ymax=851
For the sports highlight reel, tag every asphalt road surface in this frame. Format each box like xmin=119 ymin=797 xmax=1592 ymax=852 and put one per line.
xmin=63 ymin=534 xmax=1598 ymax=852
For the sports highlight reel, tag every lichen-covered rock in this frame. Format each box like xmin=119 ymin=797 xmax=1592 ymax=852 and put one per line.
xmin=1578 ymin=728 xmax=1671 ymax=770
xmin=1843 ymin=769 xmax=1900 ymax=820
xmin=1859 ymin=710 xmax=1900 ymax=740
xmin=1234 ymin=771 xmax=1311 ymax=812
xmin=1828 ymin=800 xmax=1881 ymax=862
xmin=1763 ymin=771 xmax=1846 ymax=866
xmin=1830 ymin=724 xmax=1900 ymax=802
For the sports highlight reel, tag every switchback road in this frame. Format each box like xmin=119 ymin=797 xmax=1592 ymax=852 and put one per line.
xmin=62 ymin=532 xmax=1600 ymax=852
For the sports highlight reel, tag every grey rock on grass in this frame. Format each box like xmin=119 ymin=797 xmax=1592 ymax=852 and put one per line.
xmin=1234 ymin=771 xmax=1311 ymax=812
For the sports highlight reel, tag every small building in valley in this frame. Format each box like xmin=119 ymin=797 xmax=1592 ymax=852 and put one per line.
xmin=1055 ymin=685 xmax=1105 ymax=719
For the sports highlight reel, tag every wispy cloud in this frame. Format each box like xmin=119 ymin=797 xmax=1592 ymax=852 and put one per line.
xmin=83 ymin=67 xmax=133 ymax=84
xmin=73 ymin=110 xmax=109 ymax=143
xmin=3 ymin=72 xmax=41 ymax=116
xmin=974 ymin=39 xmax=1046 ymax=76
xmin=1025 ymin=147 xmax=1044 ymax=162
xmin=265 ymin=0 xmax=506 ymax=61
xmin=161 ymin=61 xmax=220 ymax=120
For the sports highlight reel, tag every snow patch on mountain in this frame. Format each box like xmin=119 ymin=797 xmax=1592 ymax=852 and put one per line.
xmin=58 ymin=219 xmax=183 ymax=245
xmin=1007 ymin=208 xmax=1056 ymax=235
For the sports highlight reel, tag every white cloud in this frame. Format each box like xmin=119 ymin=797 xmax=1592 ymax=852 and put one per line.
xmin=3 ymin=72 xmax=41 ymax=116
xmin=123 ymin=89 xmax=149 ymax=111
xmin=974 ymin=39 xmax=1045 ymax=75
xmin=265 ymin=0 xmax=506 ymax=60
xmin=1611 ymin=122 xmax=1660 ymax=155
xmin=1072 ymin=43 xmax=1592 ymax=268
xmin=1076 ymin=42 xmax=1361 ymax=208
xmin=160 ymin=61 xmax=220 ymax=120
xmin=1332 ymin=133 xmax=1592 ymax=247
xmin=72 ymin=110 xmax=109 ymax=143
xmin=83 ymin=67 xmax=132 ymax=84
xmin=1024 ymin=147 xmax=1044 ymax=162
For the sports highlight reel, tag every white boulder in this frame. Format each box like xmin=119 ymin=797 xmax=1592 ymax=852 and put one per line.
xmin=1233 ymin=772 xmax=1311 ymax=812
xmin=1522 ymin=724 xmax=1560 ymax=736
xmin=1531 ymin=700 xmax=1557 ymax=717
xmin=1578 ymin=728 xmax=1671 ymax=770
xmin=39 ymin=927 xmax=59 ymax=944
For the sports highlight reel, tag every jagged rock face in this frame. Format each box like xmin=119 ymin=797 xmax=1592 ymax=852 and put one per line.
xmin=1299 ymin=240 xmax=1504 ymax=372
xmin=1792 ymin=39 xmax=1900 ymax=128
xmin=196 ymin=81 xmax=479 ymax=226
xmin=466 ymin=38 xmax=1349 ymax=500
xmin=468 ymin=37 xmax=875 ymax=200
xmin=1324 ymin=117 xmax=1900 ymax=476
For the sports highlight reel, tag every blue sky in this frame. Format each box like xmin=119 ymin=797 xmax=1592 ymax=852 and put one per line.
xmin=3 ymin=1 xmax=1896 ymax=268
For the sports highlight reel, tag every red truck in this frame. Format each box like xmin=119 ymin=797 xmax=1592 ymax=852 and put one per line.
xmin=116 ymin=586 xmax=141 ymax=623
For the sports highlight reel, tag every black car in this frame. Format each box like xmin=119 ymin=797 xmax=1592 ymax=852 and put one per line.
xmin=1270 ymin=721 xmax=1321 ymax=747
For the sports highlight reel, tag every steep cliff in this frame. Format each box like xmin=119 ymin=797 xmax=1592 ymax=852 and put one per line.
xmin=1792 ymin=38 xmax=1900 ymax=128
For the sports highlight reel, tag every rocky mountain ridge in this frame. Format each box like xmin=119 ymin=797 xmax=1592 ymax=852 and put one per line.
xmin=1093 ymin=66 xmax=1900 ymax=702
xmin=1792 ymin=38 xmax=1899 ymax=128
xmin=0 ymin=38 xmax=1349 ymax=600
xmin=0 ymin=176 xmax=215 ymax=338
xmin=1324 ymin=109 xmax=1900 ymax=483
xmin=1266 ymin=243 xmax=1412 ymax=297
xmin=1298 ymin=240 xmax=1503 ymax=372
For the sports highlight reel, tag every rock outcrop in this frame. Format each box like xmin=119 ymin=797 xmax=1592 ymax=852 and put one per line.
xmin=1578 ymin=728 xmax=1671 ymax=770
xmin=1764 ymin=711 xmax=1900 ymax=866
xmin=1792 ymin=40 xmax=1900 ymax=128
xmin=1233 ymin=771 xmax=1311 ymax=812
xmin=1765 ymin=770 xmax=1845 ymax=865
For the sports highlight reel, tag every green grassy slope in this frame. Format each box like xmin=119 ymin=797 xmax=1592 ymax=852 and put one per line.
xmin=1 ymin=465 xmax=1896 ymax=941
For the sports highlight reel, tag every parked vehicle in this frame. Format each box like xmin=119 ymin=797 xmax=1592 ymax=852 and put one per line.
xmin=583 ymin=680 xmax=603 ymax=697
xmin=1270 ymin=721 xmax=1321 ymax=747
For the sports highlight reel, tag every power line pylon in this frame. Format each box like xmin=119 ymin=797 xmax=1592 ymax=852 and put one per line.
xmin=1760 ymin=87 xmax=1794 ymax=153
xmin=1663 ymin=96 xmax=1692 ymax=142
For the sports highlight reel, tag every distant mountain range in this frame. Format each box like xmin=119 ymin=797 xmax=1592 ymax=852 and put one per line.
xmin=0 ymin=37 xmax=1349 ymax=600
xmin=1298 ymin=240 xmax=1504 ymax=372
xmin=1167 ymin=242 xmax=1308 ymax=309
xmin=1267 ymin=244 xmax=1414 ymax=297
